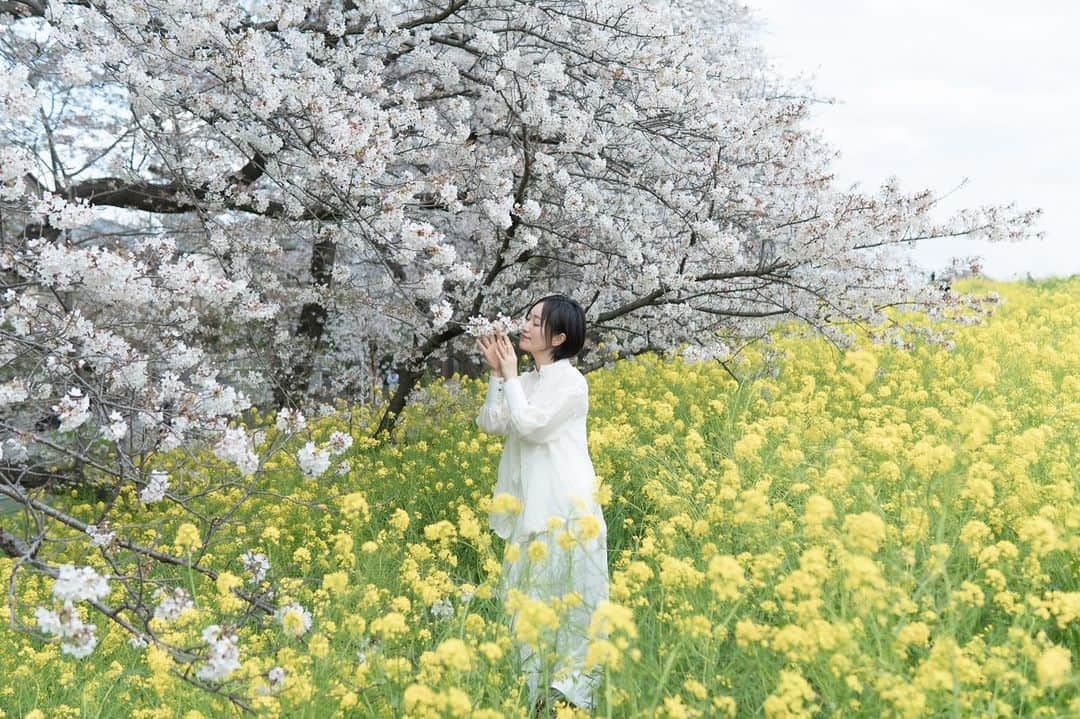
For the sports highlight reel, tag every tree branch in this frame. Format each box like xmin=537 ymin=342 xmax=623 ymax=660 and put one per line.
xmin=401 ymin=0 xmax=470 ymax=30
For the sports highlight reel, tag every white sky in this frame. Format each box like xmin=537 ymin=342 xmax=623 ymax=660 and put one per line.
xmin=746 ymin=0 xmax=1080 ymax=279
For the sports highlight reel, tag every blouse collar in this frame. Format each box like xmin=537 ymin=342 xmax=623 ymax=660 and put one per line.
xmin=536 ymin=358 xmax=570 ymax=375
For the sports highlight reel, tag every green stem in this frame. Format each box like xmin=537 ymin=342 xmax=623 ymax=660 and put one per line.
xmin=186 ymin=550 xmax=198 ymax=602
xmin=650 ymin=634 xmax=686 ymax=712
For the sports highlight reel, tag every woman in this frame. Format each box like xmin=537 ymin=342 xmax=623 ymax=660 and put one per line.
xmin=475 ymin=294 xmax=609 ymax=715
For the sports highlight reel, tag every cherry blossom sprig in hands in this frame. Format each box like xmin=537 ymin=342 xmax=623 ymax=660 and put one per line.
xmin=465 ymin=313 xmax=524 ymax=338
xmin=473 ymin=314 xmax=524 ymax=378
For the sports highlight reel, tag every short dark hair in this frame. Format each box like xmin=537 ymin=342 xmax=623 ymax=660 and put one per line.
xmin=527 ymin=294 xmax=586 ymax=360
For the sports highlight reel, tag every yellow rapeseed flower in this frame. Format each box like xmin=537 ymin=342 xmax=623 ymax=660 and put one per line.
xmin=490 ymin=492 xmax=523 ymax=516
xmin=707 ymin=555 xmax=745 ymax=601
xmin=340 ymin=492 xmax=369 ymax=520
xmin=763 ymin=670 xmax=818 ymax=719
xmin=576 ymin=515 xmax=602 ymax=542
xmin=434 ymin=638 xmax=473 ymax=672
xmin=1035 ymin=645 xmax=1071 ymax=688
xmin=842 ymin=512 xmax=887 ymax=554
xmin=527 ymin=540 xmax=548 ymax=563
xmin=322 ymin=570 xmax=348 ymax=594
xmin=389 ymin=508 xmax=410 ymax=532
xmin=308 ymin=633 xmax=330 ymax=658
xmin=371 ymin=611 xmax=409 ymax=640
xmin=173 ymin=523 xmax=201 ymax=553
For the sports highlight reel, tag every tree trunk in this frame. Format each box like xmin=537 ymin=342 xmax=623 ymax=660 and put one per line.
xmin=371 ymin=324 xmax=466 ymax=439
xmin=372 ymin=363 xmax=424 ymax=439
xmin=273 ymin=238 xmax=336 ymax=408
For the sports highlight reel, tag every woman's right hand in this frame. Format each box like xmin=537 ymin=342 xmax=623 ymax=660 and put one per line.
xmin=476 ymin=333 xmax=502 ymax=377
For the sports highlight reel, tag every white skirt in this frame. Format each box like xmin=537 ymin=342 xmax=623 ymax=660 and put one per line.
xmin=499 ymin=525 xmax=610 ymax=710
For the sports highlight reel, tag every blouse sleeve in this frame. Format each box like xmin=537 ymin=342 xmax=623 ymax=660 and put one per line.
xmin=475 ymin=375 xmax=510 ymax=436
xmin=502 ymin=374 xmax=587 ymax=443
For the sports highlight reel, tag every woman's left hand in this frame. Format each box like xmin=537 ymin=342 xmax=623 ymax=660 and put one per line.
xmin=494 ymin=331 xmax=518 ymax=378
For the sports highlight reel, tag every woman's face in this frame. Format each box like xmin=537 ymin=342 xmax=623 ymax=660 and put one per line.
xmin=519 ymin=302 xmax=547 ymax=354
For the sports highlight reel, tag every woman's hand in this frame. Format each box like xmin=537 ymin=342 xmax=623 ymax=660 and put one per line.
xmin=493 ymin=330 xmax=519 ymax=379
xmin=476 ymin=333 xmax=502 ymax=377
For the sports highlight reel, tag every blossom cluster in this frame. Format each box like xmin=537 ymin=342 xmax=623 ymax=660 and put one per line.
xmin=34 ymin=565 xmax=110 ymax=658
xmin=463 ymin=314 xmax=526 ymax=338
xmin=195 ymin=625 xmax=241 ymax=682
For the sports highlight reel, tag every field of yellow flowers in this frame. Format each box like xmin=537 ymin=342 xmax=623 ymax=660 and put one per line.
xmin=1 ymin=277 xmax=1077 ymax=718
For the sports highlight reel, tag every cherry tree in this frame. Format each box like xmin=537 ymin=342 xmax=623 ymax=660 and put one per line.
xmin=0 ymin=0 xmax=1038 ymax=689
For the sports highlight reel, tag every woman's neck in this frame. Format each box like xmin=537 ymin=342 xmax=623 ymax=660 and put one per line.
xmin=532 ymin=351 xmax=556 ymax=368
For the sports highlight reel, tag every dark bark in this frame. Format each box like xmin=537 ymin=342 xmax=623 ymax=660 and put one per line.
xmin=19 ymin=220 xmax=61 ymax=243
xmin=372 ymin=324 xmax=464 ymax=439
xmin=373 ymin=362 xmax=424 ymax=439
xmin=10 ymin=152 xmax=350 ymax=224
xmin=273 ymin=237 xmax=336 ymax=409
xmin=0 ymin=524 xmax=31 ymax=559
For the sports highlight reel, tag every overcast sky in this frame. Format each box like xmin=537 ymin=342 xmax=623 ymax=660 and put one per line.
xmin=746 ymin=0 xmax=1079 ymax=279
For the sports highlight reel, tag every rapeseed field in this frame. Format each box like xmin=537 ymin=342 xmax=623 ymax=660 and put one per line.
xmin=1 ymin=277 xmax=1076 ymax=718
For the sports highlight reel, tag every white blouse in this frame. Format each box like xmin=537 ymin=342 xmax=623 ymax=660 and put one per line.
xmin=475 ymin=358 xmax=605 ymax=541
